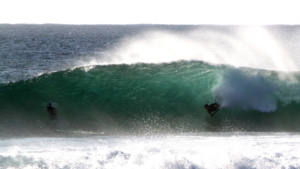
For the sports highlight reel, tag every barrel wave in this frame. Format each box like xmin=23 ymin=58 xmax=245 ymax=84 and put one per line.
xmin=1 ymin=61 xmax=300 ymax=136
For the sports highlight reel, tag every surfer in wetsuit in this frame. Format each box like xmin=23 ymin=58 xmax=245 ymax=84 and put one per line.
xmin=47 ymin=103 xmax=57 ymax=120
xmin=204 ymin=102 xmax=220 ymax=117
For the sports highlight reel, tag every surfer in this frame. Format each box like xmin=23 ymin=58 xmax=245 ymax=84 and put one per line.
xmin=204 ymin=102 xmax=220 ymax=117
xmin=47 ymin=103 xmax=58 ymax=120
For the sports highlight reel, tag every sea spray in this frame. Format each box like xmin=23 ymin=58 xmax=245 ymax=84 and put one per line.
xmin=213 ymin=68 xmax=277 ymax=112
xmin=83 ymin=26 xmax=300 ymax=71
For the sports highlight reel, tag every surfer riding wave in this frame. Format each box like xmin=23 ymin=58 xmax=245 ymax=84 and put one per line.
xmin=204 ymin=102 xmax=220 ymax=117
xmin=47 ymin=103 xmax=58 ymax=120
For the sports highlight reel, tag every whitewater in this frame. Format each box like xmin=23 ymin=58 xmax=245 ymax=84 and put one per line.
xmin=0 ymin=24 xmax=300 ymax=168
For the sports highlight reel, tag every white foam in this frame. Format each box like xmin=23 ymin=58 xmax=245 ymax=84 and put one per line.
xmin=0 ymin=133 xmax=299 ymax=169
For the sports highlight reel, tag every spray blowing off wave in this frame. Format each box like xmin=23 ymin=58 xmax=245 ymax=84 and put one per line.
xmin=83 ymin=26 xmax=300 ymax=71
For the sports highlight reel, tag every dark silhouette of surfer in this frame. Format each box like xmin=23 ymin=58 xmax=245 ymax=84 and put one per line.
xmin=47 ymin=103 xmax=58 ymax=120
xmin=204 ymin=102 xmax=220 ymax=117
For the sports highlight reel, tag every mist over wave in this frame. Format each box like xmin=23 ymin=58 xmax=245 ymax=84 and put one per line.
xmin=82 ymin=26 xmax=300 ymax=71
xmin=2 ymin=24 xmax=300 ymax=84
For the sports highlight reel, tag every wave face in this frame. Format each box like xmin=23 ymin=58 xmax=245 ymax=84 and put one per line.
xmin=1 ymin=61 xmax=300 ymax=135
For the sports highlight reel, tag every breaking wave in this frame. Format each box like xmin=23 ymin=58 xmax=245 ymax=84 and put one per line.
xmin=1 ymin=61 xmax=300 ymax=135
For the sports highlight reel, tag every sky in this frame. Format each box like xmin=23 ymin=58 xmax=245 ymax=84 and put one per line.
xmin=1 ymin=0 xmax=300 ymax=25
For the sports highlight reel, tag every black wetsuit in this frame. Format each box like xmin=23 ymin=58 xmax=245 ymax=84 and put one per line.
xmin=208 ymin=103 xmax=219 ymax=113
xmin=205 ymin=103 xmax=220 ymax=117
xmin=47 ymin=104 xmax=57 ymax=120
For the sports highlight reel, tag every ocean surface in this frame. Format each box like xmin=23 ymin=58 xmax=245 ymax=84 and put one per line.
xmin=0 ymin=24 xmax=300 ymax=168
